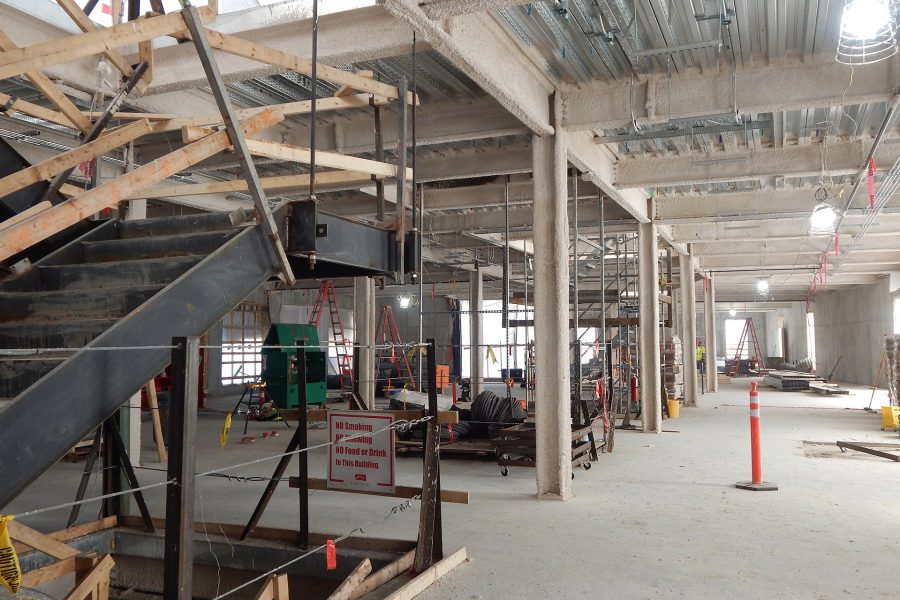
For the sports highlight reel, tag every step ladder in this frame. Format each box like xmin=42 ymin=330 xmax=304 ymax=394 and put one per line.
xmin=309 ymin=281 xmax=353 ymax=394
xmin=375 ymin=305 xmax=416 ymax=391
xmin=729 ymin=318 xmax=767 ymax=377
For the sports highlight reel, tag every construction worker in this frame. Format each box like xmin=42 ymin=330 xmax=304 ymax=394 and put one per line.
xmin=696 ymin=337 xmax=706 ymax=394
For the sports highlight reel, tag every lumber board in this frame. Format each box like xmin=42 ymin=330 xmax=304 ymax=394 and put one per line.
xmin=55 ymin=0 xmax=141 ymax=90
xmin=0 ymin=108 xmax=283 ymax=262
xmin=0 ymin=119 xmax=152 ymax=199
xmin=253 ymin=574 xmax=289 ymax=600
xmin=244 ymin=139 xmax=413 ymax=179
xmin=117 ymin=516 xmax=416 ymax=554
xmin=327 ymin=559 xmax=372 ymax=600
xmin=0 ymin=201 xmax=51 ymax=233
xmin=84 ymin=93 xmax=380 ymax=129
xmin=383 ymin=547 xmax=467 ymax=600
xmin=204 ymin=30 xmax=412 ymax=103
xmin=145 ymin=380 xmax=168 ymax=462
xmin=0 ymin=7 xmax=213 ymax=82
xmin=127 ymin=170 xmax=376 ymax=200
xmin=138 ymin=39 xmax=154 ymax=86
xmin=349 ymin=550 xmax=415 ymax=600
xmin=288 ymin=478 xmax=469 ymax=504
xmin=20 ymin=556 xmax=79 ymax=587
xmin=280 ymin=409 xmax=459 ymax=425
xmin=0 ymin=90 xmax=80 ymax=129
xmin=64 ymin=554 xmax=114 ymax=600
xmin=14 ymin=517 xmax=118 ymax=556
xmin=7 ymin=521 xmax=79 ymax=560
xmin=0 ymin=31 xmax=92 ymax=132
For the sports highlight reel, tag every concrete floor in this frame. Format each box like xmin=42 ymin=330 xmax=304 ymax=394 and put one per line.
xmin=10 ymin=378 xmax=900 ymax=599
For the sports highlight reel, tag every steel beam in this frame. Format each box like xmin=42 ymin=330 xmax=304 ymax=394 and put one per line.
xmin=163 ymin=336 xmax=199 ymax=600
xmin=182 ymin=6 xmax=295 ymax=286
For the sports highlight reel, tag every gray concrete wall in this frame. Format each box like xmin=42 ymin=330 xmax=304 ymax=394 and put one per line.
xmin=763 ymin=303 xmax=809 ymax=363
xmin=714 ymin=312 xmax=768 ymax=361
xmin=814 ymin=279 xmax=893 ymax=385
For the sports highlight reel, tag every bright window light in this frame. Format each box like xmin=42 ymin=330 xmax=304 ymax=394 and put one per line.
xmin=842 ymin=0 xmax=892 ymax=40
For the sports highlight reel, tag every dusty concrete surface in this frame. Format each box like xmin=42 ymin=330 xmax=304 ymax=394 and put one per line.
xmin=9 ymin=378 xmax=900 ymax=599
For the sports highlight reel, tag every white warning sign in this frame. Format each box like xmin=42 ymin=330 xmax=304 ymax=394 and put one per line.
xmin=327 ymin=412 xmax=395 ymax=494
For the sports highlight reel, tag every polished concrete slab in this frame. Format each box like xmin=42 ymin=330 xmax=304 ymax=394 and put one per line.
xmin=9 ymin=378 xmax=900 ymax=599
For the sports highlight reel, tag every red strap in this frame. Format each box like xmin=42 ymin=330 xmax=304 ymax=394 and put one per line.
xmin=326 ymin=540 xmax=337 ymax=570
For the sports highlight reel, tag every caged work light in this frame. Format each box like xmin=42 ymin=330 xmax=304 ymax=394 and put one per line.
xmin=836 ymin=0 xmax=899 ymax=65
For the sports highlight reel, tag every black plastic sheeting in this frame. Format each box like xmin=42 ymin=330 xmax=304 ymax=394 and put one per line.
xmin=392 ymin=390 xmax=526 ymax=441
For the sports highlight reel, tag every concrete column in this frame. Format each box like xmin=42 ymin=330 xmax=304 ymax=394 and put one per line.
xmin=353 ymin=277 xmax=376 ymax=409
xmin=532 ymin=127 xmax=572 ymax=499
xmin=469 ymin=267 xmax=484 ymax=399
xmin=638 ymin=222 xmax=662 ymax=433
xmin=123 ymin=186 xmax=145 ymax=466
xmin=679 ymin=252 xmax=698 ymax=407
xmin=704 ymin=273 xmax=718 ymax=392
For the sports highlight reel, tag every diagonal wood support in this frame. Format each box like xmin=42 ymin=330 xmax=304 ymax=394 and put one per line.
xmin=0 ymin=108 xmax=283 ymax=262
xmin=182 ymin=6 xmax=295 ymax=286
xmin=0 ymin=30 xmax=91 ymax=132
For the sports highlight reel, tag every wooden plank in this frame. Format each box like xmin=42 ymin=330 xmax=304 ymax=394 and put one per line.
xmin=0 ymin=31 xmax=92 ymax=132
xmin=118 ymin=515 xmax=415 ymax=554
xmin=0 ymin=119 xmax=152 ymax=199
xmin=244 ymin=139 xmax=413 ymax=179
xmin=204 ymin=30 xmax=411 ymax=103
xmin=7 ymin=521 xmax=79 ymax=560
xmin=145 ymin=380 xmax=168 ymax=463
xmin=0 ymin=108 xmax=283 ymax=262
xmin=14 ymin=518 xmax=116 ymax=555
xmin=349 ymin=550 xmax=414 ymax=600
xmin=0 ymin=7 xmax=212 ymax=83
xmin=20 ymin=556 xmax=79 ymax=587
xmin=0 ymin=201 xmax=51 ymax=233
xmin=384 ymin=548 xmax=467 ymax=600
xmin=252 ymin=573 xmax=289 ymax=600
xmin=327 ymin=559 xmax=372 ymax=600
xmin=0 ymin=90 xmax=81 ymax=128
xmin=138 ymin=39 xmax=154 ymax=86
xmin=288 ymin=478 xmax=469 ymax=505
xmin=64 ymin=554 xmax=114 ymax=600
xmin=84 ymin=93 xmax=380 ymax=129
xmin=280 ymin=409 xmax=459 ymax=425
xmin=126 ymin=170 xmax=376 ymax=200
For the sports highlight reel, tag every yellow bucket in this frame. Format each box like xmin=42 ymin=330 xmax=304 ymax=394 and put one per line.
xmin=667 ymin=399 xmax=681 ymax=419
xmin=881 ymin=406 xmax=900 ymax=430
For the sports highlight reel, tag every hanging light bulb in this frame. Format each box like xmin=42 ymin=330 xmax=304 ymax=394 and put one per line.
xmin=398 ymin=293 xmax=413 ymax=309
xmin=836 ymin=0 xmax=899 ymax=64
xmin=810 ymin=201 xmax=838 ymax=233
xmin=757 ymin=279 xmax=769 ymax=293
xmin=729 ymin=307 xmax=737 ymax=317
xmin=843 ymin=0 xmax=892 ymax=39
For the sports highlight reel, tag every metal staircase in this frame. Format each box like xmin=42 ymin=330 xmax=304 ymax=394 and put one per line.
xmin=0 ymin=208 xmax=280 ymax=508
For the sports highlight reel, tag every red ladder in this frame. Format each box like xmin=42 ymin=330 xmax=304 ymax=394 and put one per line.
xmin=375 ymin=305 xmax=416 ymax=391
xmin=729 ymin=318 xmax=767 ymax=377
xmin=309 ymin=281 xmax=353 ymax=394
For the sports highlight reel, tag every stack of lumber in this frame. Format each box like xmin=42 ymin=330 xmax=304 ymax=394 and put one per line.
xmin=763 ymin=370 xmax=827 ymax=391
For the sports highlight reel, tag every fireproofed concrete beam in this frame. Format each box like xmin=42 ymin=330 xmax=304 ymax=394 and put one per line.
xmin=655 ymin=189 xmax=841 ymax=221
xmin=382 ymin=0 xmax=554 ymax=136
xmin=419 ymin=0 xmax=532 ymax=19
xmin=616 ymin=140 xmax=900 ymax=189
xmin=561 ymin=56 xmax=900 ymax=131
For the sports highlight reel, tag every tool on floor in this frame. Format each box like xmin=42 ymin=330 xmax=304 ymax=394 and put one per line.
xmin=736 ymin=382 xmax=778 ymax=491
xmin=865 ymin=350 xmax=888 ymax=414
xmin=225 ymin=381 xmax=292 ymax=445
xmin=836 ymin=441 xmax=900 ymax=462
xmin=826 ymin=355 xmax=843 ymax=381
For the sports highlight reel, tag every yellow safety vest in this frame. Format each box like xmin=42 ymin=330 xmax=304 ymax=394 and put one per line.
xmin=696 ymin=345 xmax=706 ymax=361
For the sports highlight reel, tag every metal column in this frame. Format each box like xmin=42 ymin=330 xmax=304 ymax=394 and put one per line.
xmin=163 ymin=336 xmax=200 ymax=600
xmin=469 ymin=267 xmax=484 ymax=399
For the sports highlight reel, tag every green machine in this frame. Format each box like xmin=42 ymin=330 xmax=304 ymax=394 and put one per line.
xmin=261 ymin=324 xmax=327 ymax=408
